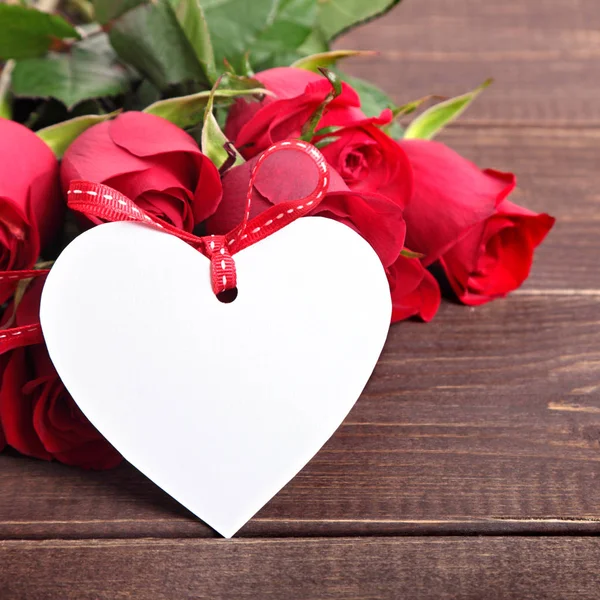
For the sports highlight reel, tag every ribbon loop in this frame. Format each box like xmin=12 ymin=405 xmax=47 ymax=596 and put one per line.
xmin=227 ymin=140 xmax=329 ymax=254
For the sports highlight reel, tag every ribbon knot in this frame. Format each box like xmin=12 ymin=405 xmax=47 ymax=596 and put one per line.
xmin=204 ymin=235 xmax=237 ymax=296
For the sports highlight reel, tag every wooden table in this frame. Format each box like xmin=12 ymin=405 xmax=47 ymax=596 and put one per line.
xmin=2 ymin=1 xmax=599 ymax=597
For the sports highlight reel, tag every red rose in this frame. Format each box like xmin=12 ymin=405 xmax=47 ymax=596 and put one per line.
xmin=0 ymin=420 xmax=5 ymax=452
xmin=316 ymin=111 xmax=412 ymax=210
xmin=387 ymin=256 xmax=440 ymax=322
xmin=0 ymin=118 xmax=63 ymax=301
xmin=0 ymin=280 xmax=121 ymax=469
xmin=225 ymin=67 xmax=366 ymax=159
xmin=399 ymin=140 xmax=555 ymax=305
xmin=206 ymin=145 xmax=439 ymax=322
xmin=61 ymin=112 xmax=222 ymax=231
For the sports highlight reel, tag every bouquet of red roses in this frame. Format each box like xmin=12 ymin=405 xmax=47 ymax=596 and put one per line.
xmin=0 ymin=0 xmax=554 ymax=469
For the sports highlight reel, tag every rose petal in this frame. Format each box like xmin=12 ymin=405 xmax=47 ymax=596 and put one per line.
xmin=319 ymin=119 xmax=412 ymax=210
xmin=388 ymin=255 xmax=441 ymax=322
xmin=0 ymin=120 xmax=62 ymax=302
xmin=109 ymin=112 xmax=205 ymax=158
xmin=233 ymin=78 xmax=362 ymax=158
xmin=54 ymin=439 xmax=122 ymax=470
xmin=0 ymin=348 xmax=50 ymax=460
xmin=61 ymin=120 xmax=151 ymax=187
xmin=441 ymin=201 xmax=555 ymax=305
xmin=400 ymin=140 xmax=515 ymax=266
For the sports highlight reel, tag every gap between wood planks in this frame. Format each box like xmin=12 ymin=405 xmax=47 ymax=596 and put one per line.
xmin=2 ymin=517 xmax=600 ymax=539
xmin=445 ymin=120 xmax=600 ymax=129
xmin=514 ymin=290 xmax=600 ymax=296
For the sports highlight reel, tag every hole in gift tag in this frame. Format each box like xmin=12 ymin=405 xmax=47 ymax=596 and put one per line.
xmin=216 ymin=287 xmax=238 ymax=304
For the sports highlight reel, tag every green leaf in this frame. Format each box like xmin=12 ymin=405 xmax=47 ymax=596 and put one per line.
xmin=314 ymin=135 xmax=340 ymax=149
xmin=200 ymin=0 xmax=281 ymax=73
xmin=239 ymin=53 xmax=255 ymax=78
xmin=300 ymin=68 xmax=341 ymax=141
xmin=404 ymin=79 xmax=493 ymax=140
xmin=391 ymin=95 xmax=438 ymax=119
xmin=201 ymin=84 xmax=244 ymax=170
xmin=0 ymin=4 xmax=80 ymax=60
xmin=0 ymin=98 xmax=11 ymax=121
xmin=36 ymin=111 xmax=120 ymax=158
xmin=317 ymin=0 xmax=401 ymax=41
xmin=339 ymin=73 xmax=395 ymax=117
xmin=379 ymin=95 xmax=438 ymax=137
xmin=314 ymin=125 xmax=342 ymax=136
xmin=167 ymin=0 xmax=217 ymax=84
xmin=241 ymin=0 xmax=318 ymax=71
xmin=0 ymin=62 xmax=14 ymax=120
xmin=106 ymin=0 xmax=209 ymax=90
xmin=399 ymin=248 xmax=425 ymax=259
xmin=65 ymin=0 xmax=96 ymax=23
xmin=199 ymin=0 xmax=328 ymax=73
xmin=295 ymin=26 xmax=329 ymax=57
xmin=338 ymin=73 xmax=403 ymax=138
xmin=92 ymin=0 xmax=146 ymax=25
xmin=220 ymin=72 xmax=264 ymax=92
xmin=190 ymin=0 xmax=396 ymax=75
xmin=143 ymin=87 xmax=270 ymax=129
xmin=128 ymin=78 xmax=161 ymax=110
xmin=291 ymin=49 xmax=376 ymax=71
xmin=11 ymin=37 xmax=130 ymax=109
xmin=93 ymin=0 xmax=401 ymax=84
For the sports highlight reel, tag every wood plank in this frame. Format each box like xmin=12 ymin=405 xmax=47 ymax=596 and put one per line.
xmin=1 ymin=537 xmax=600 ymax=599
xmin=2 ymin=295 xmax=599 ymax=539
xmin=338 ymin=0 xmax=600 ymax=124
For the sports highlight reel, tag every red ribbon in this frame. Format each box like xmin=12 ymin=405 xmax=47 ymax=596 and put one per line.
xmin=0 ymin=140 xmax=329 ymax=354
xmin=0 ymin=269 xmax=49 ymax=350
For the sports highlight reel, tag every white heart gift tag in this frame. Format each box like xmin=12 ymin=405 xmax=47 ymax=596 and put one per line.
xmin=40 ymin=217 xmax=391 ymax=537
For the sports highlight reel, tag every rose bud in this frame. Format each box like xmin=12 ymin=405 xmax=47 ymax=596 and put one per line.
xmin=0 ymin=118 xmax=63 ymax=301
xmin=206 ymin=146 xmax=438 ymax=321
xmin=399 ymin=139 xmax=555 ymax=305
xmin=316 ymin=111 xmax=412 ymax=210
xmin=225 ymin=67 xmax=367 ymax=158
xmin=0 ymin=280 xmax=121 ymax=470
xmin=61 ymin=112 xmax=222 ymax=232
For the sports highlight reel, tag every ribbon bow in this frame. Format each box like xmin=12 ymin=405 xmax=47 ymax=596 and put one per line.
xmin=0 ymin=140 xmax=330 ymax=354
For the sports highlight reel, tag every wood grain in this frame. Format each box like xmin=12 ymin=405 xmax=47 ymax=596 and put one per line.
xmin=2 ymin=294 xmax=598 ymax=539
xmin=2 ymin=1 xmax=600 ymax=597
xmin=2 ymin=537 xmax=600 ymax=599
xmin=339 ymin=0 xmax=600 ymax=124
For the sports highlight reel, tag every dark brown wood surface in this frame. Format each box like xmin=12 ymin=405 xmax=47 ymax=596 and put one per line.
xmin=2 ymin=538 xmax=600 ymax=600
xmin=1 ymin=1 xmax=599 ymax=598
